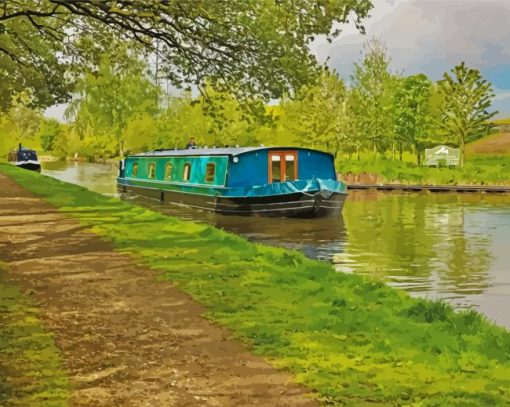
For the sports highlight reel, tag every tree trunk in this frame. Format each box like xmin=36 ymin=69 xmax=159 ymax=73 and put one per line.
xmin=414 ymin=144 xmax=421 ymax=166
xmin=392 ymin=142 xmax=395 ymax=160
xmin=399 ymin=145 xmax=403 ymax=161
xmin=460 ymin=136 xmax=465 ymax=168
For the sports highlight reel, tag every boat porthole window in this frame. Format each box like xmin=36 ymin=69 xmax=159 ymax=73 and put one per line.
xmin=183 ymin=163 xmax=192 ymax=181
xmin=165 ymin=162 xmax=173 ymax=180
xmin=148 ymin=163 xmax=156 ymax=179
xmin=132 ymin=162 xmax=138 ymax=177
xmin=205 ymin=163 xmax=215 ymax=183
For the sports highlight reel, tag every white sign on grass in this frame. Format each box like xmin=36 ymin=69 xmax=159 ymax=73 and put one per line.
xmin=424 ymin=145 xmax=460 ymax=167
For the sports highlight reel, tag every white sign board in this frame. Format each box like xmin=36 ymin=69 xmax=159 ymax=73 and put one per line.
xmin=424 ymin=145 xmax=460 ymax=167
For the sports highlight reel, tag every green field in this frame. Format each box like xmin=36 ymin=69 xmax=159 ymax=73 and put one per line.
xmin=1 ymin=163 xmax=509 ymax=405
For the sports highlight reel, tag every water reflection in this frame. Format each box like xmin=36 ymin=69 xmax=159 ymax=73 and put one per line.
xmin=337 ymin=191 xmax=497 ymax=302
xmin=120 ymin=192 xmax=348 ymax=260
xmin=41 ymin=162 xmax=510 ymax=328
xmin=42 ymin=160 xmax=119 ymax=196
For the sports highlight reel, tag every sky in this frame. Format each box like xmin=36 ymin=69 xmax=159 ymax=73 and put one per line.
xmin=310 ymin=0 xmax=510 ymax=118
xmin=46 ymin=0 xmax=510 ymax=120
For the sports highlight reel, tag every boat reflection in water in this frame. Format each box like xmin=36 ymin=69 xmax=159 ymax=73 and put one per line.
xmin=119 ymin=191 xmax=347 ymax=260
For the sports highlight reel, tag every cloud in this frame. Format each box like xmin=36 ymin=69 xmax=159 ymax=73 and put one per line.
xmin=310 ymin=0 xmax=510 ymax=116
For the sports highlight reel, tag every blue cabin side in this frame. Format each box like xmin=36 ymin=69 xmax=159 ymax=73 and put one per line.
xmin=226 ymin=148 xmax=336 ymax=187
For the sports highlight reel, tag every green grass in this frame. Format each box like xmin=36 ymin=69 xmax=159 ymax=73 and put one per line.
xmin=1 ymin=163 xmax=510 ymax=406
xmin=0 ymin=264 xmax=69 ymax=406
xmin=336 ymin=155 xmax=510 ymax=185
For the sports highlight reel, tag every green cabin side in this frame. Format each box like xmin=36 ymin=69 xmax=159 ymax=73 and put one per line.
xmin=125 ymin=155 xmax=228 ymax=186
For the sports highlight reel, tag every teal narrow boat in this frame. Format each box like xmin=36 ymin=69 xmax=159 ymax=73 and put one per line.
xmin=117 ymin=147 xmax=347 ymax=217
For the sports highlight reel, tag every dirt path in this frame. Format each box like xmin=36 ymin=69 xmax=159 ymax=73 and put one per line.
xmin=0 ymin=173 xmax=317 ymax=406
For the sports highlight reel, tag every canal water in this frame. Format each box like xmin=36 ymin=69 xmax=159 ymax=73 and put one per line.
xmin=42 ymin=161 xmax=510 ymax=328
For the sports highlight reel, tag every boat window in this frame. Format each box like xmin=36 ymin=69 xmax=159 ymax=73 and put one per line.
xmin=165 ymin=162 xmax=173 ymax=180
xmin=183 ymin=163 xmax=192 ymax=181
xmin=205 ymin=163 xmax=215 ymax=183
xmin=132 ymin=162 xmax=138 ymax=177
xmin=148 ymin=163 xmax=156 ymax=179
xmin=285 ymin=154 xmax=295 ymax=181
xmin=271 ymin=154 xmax=281 ymax=182
xmin=268 ymin=151 xmax=297 ymax=183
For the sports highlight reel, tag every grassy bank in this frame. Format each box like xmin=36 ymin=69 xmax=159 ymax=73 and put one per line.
xmin=1 ymin=164 xmax=510 ymax=406
xmin=337 ymin=155 xmax=510 ymax=186
xmin=0 ymin=264 xmax=69 ymax=406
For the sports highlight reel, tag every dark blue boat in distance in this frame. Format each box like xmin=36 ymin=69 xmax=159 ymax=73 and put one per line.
xmin=8 ymin=145 xmax=41 ymax=172
xmin=117 ymin=146 xmax=347 ymax=218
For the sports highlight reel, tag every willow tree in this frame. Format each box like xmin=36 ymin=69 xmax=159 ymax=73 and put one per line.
xmin=437 ymin=62 xmax=496 ymax=168
xmin=65 ymin=53 xmax=161 ymax=157
xmin=1 ymin=0 xmax=373 ymax=112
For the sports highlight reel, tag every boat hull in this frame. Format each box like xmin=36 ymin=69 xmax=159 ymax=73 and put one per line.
xmin=118 ymin=182 xmax=346 ymax=218
xmin=15 ymin=161 xmax=41 ymax=172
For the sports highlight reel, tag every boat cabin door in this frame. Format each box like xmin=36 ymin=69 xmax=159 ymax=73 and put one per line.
xmin=268 ymin=151 xmax=298 ymax=183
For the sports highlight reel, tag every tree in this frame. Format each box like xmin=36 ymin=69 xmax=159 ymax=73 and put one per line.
xmin=38 ymin=118 xmax=62 ymax=151
xmin=0 ymin=3 xmax=71 ymax=111
xmin=351 ymin=38 xmax=395 ymax=155
xmin=280 ymin=69 xmax=349 ymax=157
xmin=0 ymin=91 xmax=43 ymax=155
xmin=393 ymin=74 xmax=433 ymax=164
xmin=1 ymin=1 xmax=373 ymax=109
xmin=156 ymin=86 xmax=261 ymax=149
xmin=437 ymin=62 xmax=497 ymax=167
xmin=66 ymin=53 xmax=161 ymax=157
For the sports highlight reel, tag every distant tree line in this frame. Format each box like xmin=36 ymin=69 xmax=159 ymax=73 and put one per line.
xmin=1 ymin=0 xmax=373 ymax=159
xmin=1 ymin=38 xmax=496 ymax=168
xmin=0 ymin=1 xmax=496 ymax=168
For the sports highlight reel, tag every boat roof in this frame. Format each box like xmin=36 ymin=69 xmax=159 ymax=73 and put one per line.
xmin=130 ymin=146 xmax=332 ymax=158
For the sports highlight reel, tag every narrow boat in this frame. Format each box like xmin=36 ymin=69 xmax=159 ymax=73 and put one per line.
xmin=117 ymin=147 xmax=347 ymax=217
xmin=8 ymin=145 xmax=41 ymax=172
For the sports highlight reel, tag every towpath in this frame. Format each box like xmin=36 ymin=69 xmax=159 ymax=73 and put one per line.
xmin=0 ymin=173 xmax=317 ymax=406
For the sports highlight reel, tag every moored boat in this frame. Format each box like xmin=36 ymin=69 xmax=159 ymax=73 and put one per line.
xmin=8 ymin=145 xmax=41 ymax=172
xmin=117 ymin=147 xmax=347 ymax=217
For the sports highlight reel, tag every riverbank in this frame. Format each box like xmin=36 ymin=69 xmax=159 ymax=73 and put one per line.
xmin=337 ymin=155 xmax=510 ymax=186
xmin=1 ymin=164 xmax=510 ymax=405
